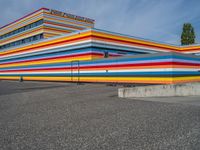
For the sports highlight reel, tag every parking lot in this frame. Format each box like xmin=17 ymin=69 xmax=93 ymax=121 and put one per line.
xmin=0 ymin=80 xmax=200 ymax=150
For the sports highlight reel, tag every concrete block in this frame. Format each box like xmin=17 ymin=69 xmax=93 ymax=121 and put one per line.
xmin=118 ymin=82 xmax=200 ymax=98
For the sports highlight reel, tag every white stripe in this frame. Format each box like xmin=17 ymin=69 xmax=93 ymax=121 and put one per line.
xmin=1 ymin=39 xmax=92 ymax=58
xmin=0 ymin=68 xmax=199 ymax=75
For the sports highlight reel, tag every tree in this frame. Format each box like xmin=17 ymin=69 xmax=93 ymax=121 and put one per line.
xmin=181 ymin=23 xmax=196 ymax=45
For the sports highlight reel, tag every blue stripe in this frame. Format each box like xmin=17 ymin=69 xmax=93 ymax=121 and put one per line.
xmin=0 ymin=48 xmax=92 ymax=63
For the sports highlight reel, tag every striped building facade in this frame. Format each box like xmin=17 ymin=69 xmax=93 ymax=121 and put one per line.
xmin=0 ymin=8 xmax=200 ymax=84
xmin=0 ymin=8 xmax=94 ymax=51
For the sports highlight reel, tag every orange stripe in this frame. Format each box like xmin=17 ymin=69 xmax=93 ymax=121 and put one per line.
xmin=0 ymin=27 xmax=44 ymax=45
xmin=0 ymin=36 xmax=91 ymax=57
xmin=0 ymin=11 xmax=44 ymax=34
xmin=0 ymin=31 xmax=92 ymax=56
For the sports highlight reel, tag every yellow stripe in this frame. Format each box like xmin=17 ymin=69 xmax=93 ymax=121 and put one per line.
xmin=0 ymin=27 xmax=44 ymax=45
xmin=44 ymin=12 xmax=94 ymax=27
xmin=181 ymin=46 xmax=200 ymax=51
xmin=0 ymin=12 xmax=44 ymax=34
xmin=0 ymin=76 xmax=20 ymax=80
xmin=1 ymin=76 xmax=200 ymax=84
xmin=43 ymin=33 xmax=59 ymax=38
xmin=173 ymin=76 xmax=200 ymax=81
xmin=0 ymin=76 xmax=172 ymax=82
xmin=44 ymin=16 xmax=93 ymax=29
xmin=43 ymin=27 xmax=71 ymax=34
xmin=0 ymin=30 xmax=92 ymax=55
xmin=92 ymin=30 xmax=179 ymax=51
xmin=92 ymin=31 xmax=200 ymax=52
xmin=0 ymin=56 xmax=92 ymax=68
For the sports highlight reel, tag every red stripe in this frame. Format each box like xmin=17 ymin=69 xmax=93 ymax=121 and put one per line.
xmin=80 ymin=62 xmax=199 ymax=69
xmin=0 ymin=35 xmax=92 ymax=57
xmin=92 ymin=35 xmax=178 ymax=52
xmin=93 ymin=35 xmax=200 ymax=52
xmin=0 ymin=52 xmax=102 ymax=65
xmin=0 ymin=61 xmax=198 ymax=72
xmin=0 ymin=8 xmax=48 ymax=30
xmin=44 ymin=21 xmax=83 ymax=30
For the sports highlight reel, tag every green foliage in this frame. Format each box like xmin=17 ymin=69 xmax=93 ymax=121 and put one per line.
xmin=181 ymin=23 xmax=196 ymax=45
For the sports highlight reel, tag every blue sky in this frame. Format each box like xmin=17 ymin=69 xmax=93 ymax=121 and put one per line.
xmin=0 ymin=0 xmax=200 ymax=45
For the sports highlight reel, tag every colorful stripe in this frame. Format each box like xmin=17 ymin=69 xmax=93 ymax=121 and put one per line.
xmin=0 ymin=51 xmax=200 ymax=84
xmin=1 ymin=26 xmax=200 ymax=84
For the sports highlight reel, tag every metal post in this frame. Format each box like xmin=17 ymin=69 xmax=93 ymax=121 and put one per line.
xmin=19 ymin=76 xmax=23 ymax=82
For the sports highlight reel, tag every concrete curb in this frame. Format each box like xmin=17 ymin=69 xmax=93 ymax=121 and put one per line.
xmin=118 ymin=82 xmax=200 ymax=98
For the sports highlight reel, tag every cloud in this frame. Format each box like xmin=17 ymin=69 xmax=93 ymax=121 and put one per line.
xmin=0 ymin=0 xmax=200 ymax=45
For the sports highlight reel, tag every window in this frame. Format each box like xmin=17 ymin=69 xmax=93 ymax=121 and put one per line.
xmin=40 ymin=34 xmax=43 ymax=39
xmin=104 ymin=51 xmax=109 ymax=58
xmin=0 ymin=33 xmax=44 ymax=50
xmin=33 ymin=35 xmax=37 ymax=41
xmin=0 ymin=19 xmax=43 ymax=40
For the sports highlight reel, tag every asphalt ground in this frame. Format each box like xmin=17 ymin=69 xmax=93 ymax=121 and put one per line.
xmin=0 ymin=80 xmax=200 ymax=150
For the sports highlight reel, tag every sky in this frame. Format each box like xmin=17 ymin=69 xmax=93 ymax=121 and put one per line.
xmin=0 ymin=0 xmax=200 ymax=45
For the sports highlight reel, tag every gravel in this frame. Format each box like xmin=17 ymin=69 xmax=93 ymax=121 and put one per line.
xmin=0 ymin=81 xmax=200 ymax=150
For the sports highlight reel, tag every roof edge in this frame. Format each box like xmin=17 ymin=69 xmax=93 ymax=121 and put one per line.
xmin=0 ymin=7 xmax=49 ymax=30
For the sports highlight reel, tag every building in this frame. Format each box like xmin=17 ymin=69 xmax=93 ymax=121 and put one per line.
xmin=0 ymin=8 xmax=200 ymax=84
xmin=0 ymin=8 xmax=94 ymax=50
